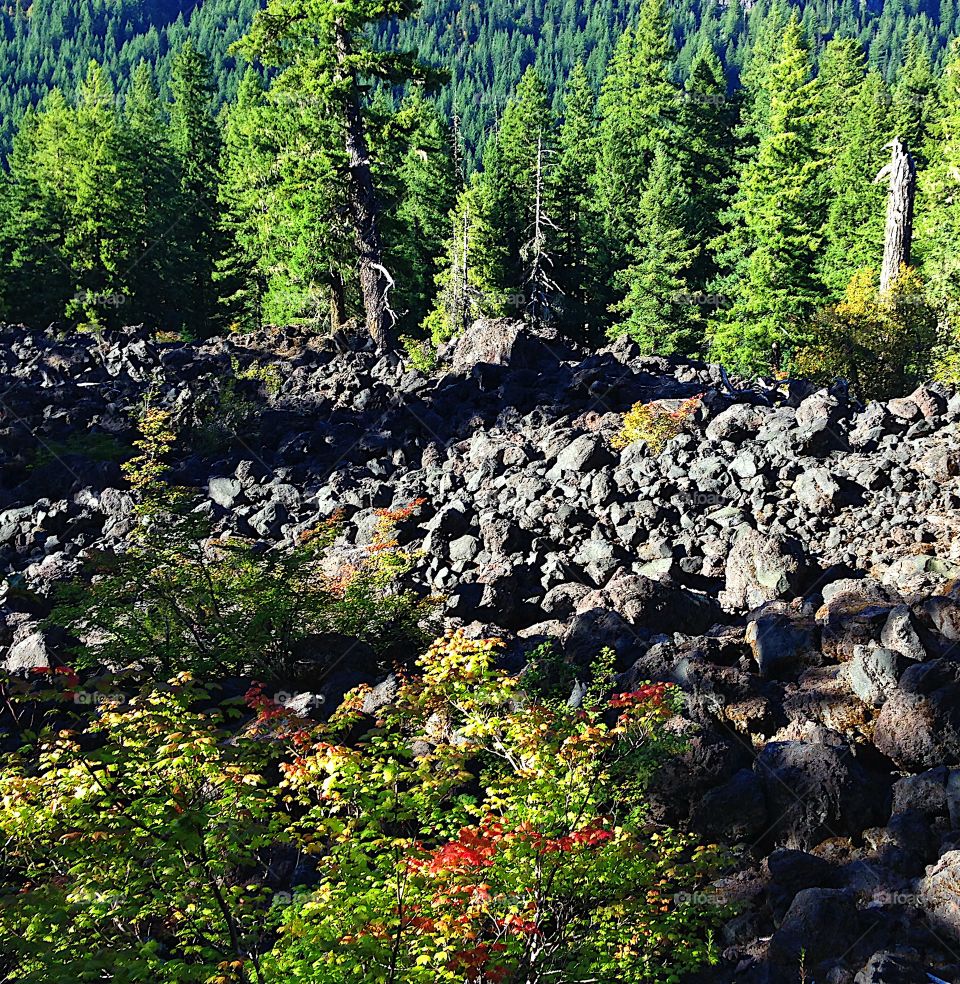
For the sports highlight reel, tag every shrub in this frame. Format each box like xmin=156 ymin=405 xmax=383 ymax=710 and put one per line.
xmin=190 ymin=375 xmax=260 ymax=452
xmin=401 ymin=334 xmax=439 ymax=374
xmin=933 ymin=348 xmax=960 ymax=385
xmin=612 ymin=396 xmax=701 ymax=455
xmin=0 ymin=634 xmax=728 ymax=984
xmin=793 ymin=267 xmax=937 ymax=400
xmin=232 ymin=357 xmax=284 ymax=397
xmin=0 ymin=677 xmax=294 ymax=984
xmin=271 ymin=631 xmax=729 ymax=983
xmin=51 ymin=410 xmax=437 ymax=679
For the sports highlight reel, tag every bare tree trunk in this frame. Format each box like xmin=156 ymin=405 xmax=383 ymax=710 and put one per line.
xmin=876 ymin=138 xmax=917 ymax=295
xmin=451 ymin=114 xmax=465 ymax=184
xmin=523 ymin=133 xmax=559 ymax=325
xmin=459 ymin=202 xmax=470 ymax=334
xmin=334 ymin=22 xmax=395 ymax=351
xmin=329 ymin=268 xmax=346 ymax=334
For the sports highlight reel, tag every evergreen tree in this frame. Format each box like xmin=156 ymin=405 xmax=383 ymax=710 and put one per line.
xmin=674 ymin=47 xmax=737 ymax=294
xmin=820 ymin=69 xmax=891 ymax=296
xmin=467 ymin=66 xmax=559 ymax=312
xmin=891 ymin=28 xmax=936 ymax=165
xmin=422 ymin=184 xmax=504 ymax=343
xmin=169 ymin=40 xmax=222 ymax=335
xmin=62 ymin=62 xmax=143 ymax=326
xmin=817 ymin=38 xmax=869 ymax=160
xmin=215 ymin=67 xmax=271 ymax=331
xmin=123 ymin=60 xmax=182 ymax=328
xmin=919 ymin=39 xmax=960 ymax=331
xmin=710 ymin=16 xmax=825 ymax=374
xmin=1 ymin=99 xmax=74 ymax=326
xmin=596 ymin=0 xmax=679 ymax=253
xmin=610 ymin=149 xmax=700 ymax=355
xmin=553 ymin=62 xmax=606 ymax=338
xmin=390 ymin=94 xmax=458 ymax=333
xmin=237 ymin=0 xmax=438 ymax=350
xmin=522 ymin=131 xmax=561 ymax=324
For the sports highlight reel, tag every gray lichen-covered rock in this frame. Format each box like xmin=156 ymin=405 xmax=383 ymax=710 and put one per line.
xmin=721 ymin=527 xmax=809 ymax=611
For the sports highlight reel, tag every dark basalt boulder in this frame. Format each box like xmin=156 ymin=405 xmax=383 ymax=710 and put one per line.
xmin=754 ymin=740 xmax=890 ymax=850
xmin=448 ymin=318 xmax=572 ymax=374
xmin=874 ymin=660 xmax=960 ymax=771
xmin=721 ymin=527 xmax=811 ymax=611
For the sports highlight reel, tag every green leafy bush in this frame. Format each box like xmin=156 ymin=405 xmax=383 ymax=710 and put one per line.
xmin=50 ymin=410 xmax=437 ymax=679
xmin=612 ymin=397 xmax=702 ymax=455
xmin=793 ymin=267 xmax=938 ymax=400
xmin=231 ymin=357 xmax=284 ymax=397
xmin=0 ymin=633 xmax=729 ymax=984
xmin=401 ymin=334 xmax=439 ymax=374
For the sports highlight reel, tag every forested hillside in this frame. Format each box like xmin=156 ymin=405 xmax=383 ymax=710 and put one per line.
xmin=377 ymin=0 xmax=960 ymax=152
xmin=0 ymin=0 xmax=258 ymax=148
xmin=1 ymin=0 xmax=957 ymax=155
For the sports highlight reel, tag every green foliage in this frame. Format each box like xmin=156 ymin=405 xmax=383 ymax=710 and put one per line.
xmin=423 ymin=186 xmax=505 ymax=344
xmin=553 ymin=62 xmax=607 ymax=338
xmin=51 ymin=408 xmax=437 ymax=679
xmin=169 ymin=40 xmax=224 ymax=335
xmin=0 ymin=632 xmax=728 ymax=984
xmin=890 ymin=29 xmax=938 ymax=169
xmin=3 ymin=0 xmax=960 ymax=383
xmin=793 ymin=267 xmax=938 ymax=400
xmin=270 ymin=631 xmax=728 ymax=983
xmin=388 ymin=94 xmax=459 ymax=332
xmin=820 ymin=66 xmax=891 ymax=297
xmin=596 ymin=0 xmax=679 ymax=257
xmin=609 ymin=150 xmax=702 ymax=356
xmin=673 ymin=48 xmax=738 ymax=296
xmin=0 ymin=0 xmax=949 ymax=169
xmin=215 ymin=68 xmax=272 ymax=332
xmin=612 ymin=396 xmax=702 ymax=455
xmin=709 ymin=16 xmax=825 ymax=375
xmin=401 ymin=334 xmax=440 ymax=373
xmin=231 ymin=357 xmax=283 ymax=398
xmin=469 ymin=67 xmax=560 ymax=308
xmin=0 ymin=677 xmax=294 ymax=984
xmin=918 ymin=38 xmax=960 ymax=332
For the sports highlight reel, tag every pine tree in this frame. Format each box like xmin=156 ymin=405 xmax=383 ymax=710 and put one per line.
xmin=553 ymin=62 xmax=606 ymax=338
xmin=215 ymin=67 xmax=271 ymax=331
xmin=123 ymin=60 xmax=182 ymax=328
xmin=522 ymin=131 xmax=561 ymax=324
xmin=891 ymin=28 xmax=937 ymax=166
xmin=710 ymin=16 xmax=825 ymax=375
xmin=733 ymin=0 xmax=793 ymax=143
xmin=674 ymin=47 xmax=737 ymax=294
xmin=390 ymin=94 xmax=458 ymax=333
xmin=596 ymin=0 xmax=679 ymax=253
xmin=817 ymin=39 xmax=869 ymax=160
xmin=422 ymin=184 xmax=503 ymax=344
xmin=237 ymin=0 xmax=438 ymax=350
xmin=919 ymin=39 xmax=960 ymax=331
xmin=1 ymin=99 xmax=73 ymax=326
xmin=820 ymin=69 xmax=891 ymax=296
xmin=59 ymin=63 xmax=145 ymax=326
xmin=610 ymin=149 xmax=700 ymax=355
xmin=465 ymin=66 xmax=558 ymax=313
xmin=169 ymin=40 xmax=222 ymax=335
xmin=494 ymin=66 xmax=557 ymax=296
